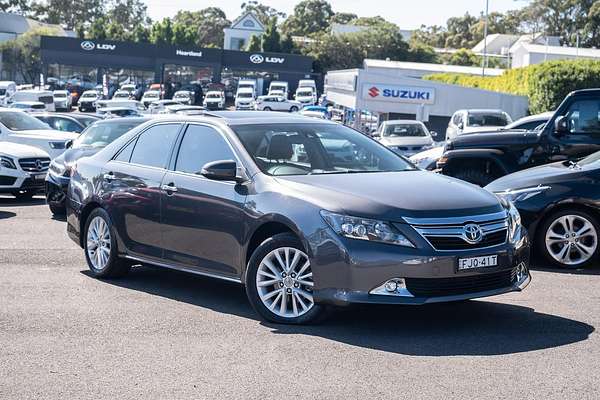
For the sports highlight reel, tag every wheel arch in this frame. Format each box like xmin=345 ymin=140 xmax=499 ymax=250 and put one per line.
xmin=78 ymin=200 xmax=103 ymax=247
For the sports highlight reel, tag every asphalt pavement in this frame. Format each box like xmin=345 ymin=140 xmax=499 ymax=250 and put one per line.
xmin=1 ymin=195 xmax=599 ymax=399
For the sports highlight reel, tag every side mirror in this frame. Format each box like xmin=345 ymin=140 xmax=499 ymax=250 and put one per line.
xmin=430 ymin=131 xmax=438 ymax=137
xmin=200 ymin=160 xmax=245 ymax=183
xmin=66 ymin=140 xmax=73 ymax=149
xmin=457 ymin=122 xmax=464 ymax=130
xmin=554 ymin=115 xmax=569 ymax=135
xmin=372 ymin=132 xmax=381 ymax=138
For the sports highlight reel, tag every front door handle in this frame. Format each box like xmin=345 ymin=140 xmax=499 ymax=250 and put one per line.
xmin=161 ymin=183 xmax=178 ymax=193
xmin=103 ymin=172 xmax=115 ymax=181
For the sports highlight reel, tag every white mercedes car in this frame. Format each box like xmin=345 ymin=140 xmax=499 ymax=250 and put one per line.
xmin=0 ymin=110 xmax=78 ymax=159
xmin=0 ymin=141 xmax=50 ymax=199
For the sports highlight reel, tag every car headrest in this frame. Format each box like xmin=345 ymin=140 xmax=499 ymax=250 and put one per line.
xmin=267 ymin=134 xmax=294 ymax=160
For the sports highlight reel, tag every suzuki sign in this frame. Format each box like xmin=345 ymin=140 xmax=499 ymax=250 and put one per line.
xmin=363 ymin=84 xmax=435 ymax=105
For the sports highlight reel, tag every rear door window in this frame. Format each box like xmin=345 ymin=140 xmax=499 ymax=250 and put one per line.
xmin=129 ymin=124 xmax=182 ymax=168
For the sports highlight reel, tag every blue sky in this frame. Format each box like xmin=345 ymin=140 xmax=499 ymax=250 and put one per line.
xmin=144 ymin=0 xmax=529 ymax=29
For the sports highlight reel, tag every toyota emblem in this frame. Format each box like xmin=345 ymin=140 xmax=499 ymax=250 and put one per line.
xmin=81 ymin=41 xmax=95 ymax=51
xmin=463 ymin=223 xmax=484 ymax=244
xmin=35 ymin=160 xmax=44 ymax=171
xmin=250 ymin=54 xmax=264 ymax=64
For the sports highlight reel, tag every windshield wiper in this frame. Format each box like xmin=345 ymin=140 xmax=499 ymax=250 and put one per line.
xmin=568 ymin=161 xmax=582 ymax=170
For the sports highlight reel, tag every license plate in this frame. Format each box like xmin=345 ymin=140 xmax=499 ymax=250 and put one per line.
xmin=32 ymin=173 xmax=46 ymax=181
xmin=458 ymin=255 xmax=498 ymax=270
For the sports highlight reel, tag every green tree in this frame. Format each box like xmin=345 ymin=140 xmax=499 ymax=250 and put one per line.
xmin=582 ymin=1 xmax=600 ymax=47
xmin=150 ymin=18 xmax=173 ymax=46
xmin=172 ymin=22 xmax=196 ymax=47
xmin=329 ymin=12 xmax=357 ymax=25
xmin=246 ymin=34 xmax=262 ymax=52
xmin=408 ymin=42 xmax=439 ymax=63
xmin=0 ymin=0 xmax=36 ymax=14
xmin=447 ymin=48 xmax=479 ymax=66
xmin=196 ymin=7 xmax=230 ymax=47
xmin=131 ymin=25 xmax=150 ymax=42
xmin=280 ymin=33 xmax=295 ymax=54
xmin=0 ymin=26 xmax=61 ymax=83
xmin=35 ymin=0 xmax=104 ymax=30
xmin=106 ymin=21 xmax=128 ymax=41
xmin=88 ymin=17 xmax=107 ymax=39
xmin=240 ymin=1 xmax=286 ymax=25
xmin=281 ymin=0 xmax=334 ymax=36
xmin=261 ymin=17 xmax=281 ymax=52
xmin=106 ymin=0 xmax=150 ymax=33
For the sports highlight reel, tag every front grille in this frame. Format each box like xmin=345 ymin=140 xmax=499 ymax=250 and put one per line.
xmin=19 ymin=158 xmax=50 ymax=172
xmin=395 ymin=146 xmax=424 ymax=151
xmin=20 ymin=178 xmax=45 ymax=190
xmin=0 ymin=176 xmax=17 ymax=186
xmin=405 ymin=210 xmax=509 ymax=251
xmin=406 ymin=268 xmax=517 ymax=297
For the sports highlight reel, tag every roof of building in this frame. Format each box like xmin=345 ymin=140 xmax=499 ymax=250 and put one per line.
xmin=0 ymin=12 xmax=73 ymax=37
xmin=471 ymin=33 xmax=520 ymax=54
xmin=229 ymin=12 xmax=265 ymax=32
xmin=363 ymin=59 xmax=505 ymax=77
xmin=510 ymin=42 xmax=600 ymax=58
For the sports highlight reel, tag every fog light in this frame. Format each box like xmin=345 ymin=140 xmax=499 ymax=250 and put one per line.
xmin=384 ymin=280 xmax=398 ymax=292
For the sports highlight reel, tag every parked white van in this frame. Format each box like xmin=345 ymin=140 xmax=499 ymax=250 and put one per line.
xmin=268 ymin=81 xmax=289 ymax=99
xmin=0 ymin=81 xmax=17 ymax=106
xmin=235 ymin=88 xmax=256 ymax=110
xmin=11 ymin=90 xmax=55 ymax=112
xmin=238 ymin=79 xmax=257 ymax=96
xmin=298 ymin=79 xmax=317 ymax=92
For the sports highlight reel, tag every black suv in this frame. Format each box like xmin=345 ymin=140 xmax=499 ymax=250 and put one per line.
xmin=66 ymin=112 xmax=530 ymax=324
xmin=439 ymin=89 xmax=600 ymax=186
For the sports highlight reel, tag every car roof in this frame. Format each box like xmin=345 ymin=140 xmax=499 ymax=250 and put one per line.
xmin=144 ymin=111 xmax=337 ymax=127
xmin=92 ymin=116 xmax=151 ymax=125
xmin=384 ymin=119 xmax=424 ymax=124
xmin=465 ymin=109 xmax=506 ymax=114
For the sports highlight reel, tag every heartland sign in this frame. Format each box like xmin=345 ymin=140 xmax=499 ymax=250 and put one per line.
xmin=363 ymin=84 xmax=435 ymax=105
xmin=176 ymin=49 xmax=203 ymax=57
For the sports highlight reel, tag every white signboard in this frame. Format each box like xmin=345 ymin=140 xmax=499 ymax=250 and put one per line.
xmin=362 ymin=84 xmax=435 ymax=105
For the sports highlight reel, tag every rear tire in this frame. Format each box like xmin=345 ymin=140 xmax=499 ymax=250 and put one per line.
xmin=263 ymin=107 xmax=272 ymax=111
xmin=83 ymin=208 xmax=131 ymax=278
xmin=290 ymin=106 xmax=298 ymax=112
xmin=245 ymin=233 xmax=325 ymax=324
xmin=451 ymin=168 xmax=494 ymax=187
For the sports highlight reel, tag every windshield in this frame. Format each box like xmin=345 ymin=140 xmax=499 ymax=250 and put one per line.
xmin=467 ymin=112 xmax=510 ymax=127
xmin=297 ymin=91 xmax=313 ymax=97
xmin=383 ymin=123 xmax=427 ymax=137
xmin=54 ymin=93 xmax=66 ymax=98
xmin=144 ymin=92 xmax=159 ymax=98
xmin=81 ymin=92 xmax=97 ymax=98
xmin=73 ymin=121 xmax=142 ymax=148
xmin=232 ymin=123 xmax=415 ymax=176
xmin=237 ymin=92 xmax=253 ymax=98
xmin=0 ymin=111 xmax=50 ymax=131
xmin=271 ymin=85 xmax=286 ymax=92
xmin=114 ymin=93 xmax=129 ymax=98
xmin=174 ymin=93 xmax=188 ymax=98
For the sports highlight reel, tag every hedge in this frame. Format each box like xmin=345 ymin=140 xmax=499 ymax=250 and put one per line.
xmin=424 ymin=60 xmax=600 ymax=114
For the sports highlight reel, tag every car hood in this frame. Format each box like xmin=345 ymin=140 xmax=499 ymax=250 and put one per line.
xmin=0 ymin=141 xmax=49 ymax=158
xmin=379 ymin=136 xmax=434 ymax=147
xmin=10 ymin=129 xmax=79 ymax=141
xmin=451 ymin=129 xmax=538 ymax=148
xmin=276 ymin=171 xmax=503 ymax=221
xmin=409 ymin=146 xmax=444 ymax=161
xmin=57 ymin=146 xmax=102 ymax=166
xmin=486 ymin=161 xmax=589 ymax=191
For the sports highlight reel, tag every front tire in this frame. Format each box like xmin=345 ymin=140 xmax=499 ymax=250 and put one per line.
xmin=536 ymin=209 xmax=599 ymax=269
xmin=84 ymin=208 xmax=131 ymax=278
xmin=263 ymin=106 xmax=272 ymax=111
xmin=245 ymin=233 xmax=325 ymax=324
xmin=290 ymin=106 xmax=298 ymax=112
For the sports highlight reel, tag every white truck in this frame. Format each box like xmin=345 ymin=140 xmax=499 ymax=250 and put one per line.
xmin=238 ymin=79 xmax=257 ymax=97
xmin=0 ymin=81 xmax=17 ymax=106
xmin=235 ymin=87 xmax=256 ymax=110
xmin=268 ymin=81 xmax=289 ymax=99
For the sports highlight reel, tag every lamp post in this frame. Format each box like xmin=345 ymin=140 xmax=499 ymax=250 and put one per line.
xmin=482 ymin=0 xmax=489 ymax=76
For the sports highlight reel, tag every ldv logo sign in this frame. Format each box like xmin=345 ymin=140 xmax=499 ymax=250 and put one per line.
xmin=80 ymin=41 xmax=116 ymax=51
xmin=250 ymin=54 xmax=285 ymax=64
xmin=363 ymin=84 xmax=435 ymax=105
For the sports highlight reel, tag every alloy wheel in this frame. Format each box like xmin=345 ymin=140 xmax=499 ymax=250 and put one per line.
xmin=86 ymin=216 xmax=112 ymax=271
xmin=545 ymin=214 xmax=597 ymax=266
xmin=255 ymin=247 xmax=314 ymax=318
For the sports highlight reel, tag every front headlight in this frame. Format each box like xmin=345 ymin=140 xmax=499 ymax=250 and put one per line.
xmin=495 ymin=185 xmax=551 ymax=203
xmin=0 ymin=156 xmax=16 ymax=169
xmin=497 ymin=197 xmax=522 ymax=244
xmin=49 ymin=141 xmax=67 ymax=150
xmin=50 ymin=160 xmax=71 ymax=177
xmin=320 ymin=210 xmax=415 ymax=247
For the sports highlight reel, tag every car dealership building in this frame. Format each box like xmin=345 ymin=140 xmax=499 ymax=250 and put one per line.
xmin=40 ymin=36 xmax=318 ymax=98
xmin=325 ymin=59 xmax=528 ymax=139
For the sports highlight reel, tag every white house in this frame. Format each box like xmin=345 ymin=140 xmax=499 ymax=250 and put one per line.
xmin=223 ymin=12 xmax=265 ymax=51
xmin=510 ymin=42 xmax=600 ymax=68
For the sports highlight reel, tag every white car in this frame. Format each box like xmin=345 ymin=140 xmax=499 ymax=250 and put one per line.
xmin=53 ymin=90 xmax=72 ymax=111
xmin=9 ymin=101 xmax=47 ymax=113
xmin=0 ymin=141 xmax=50 ymax=199
xmin=409 ymin=145 xmax=445 ymax=170
xmin=0 ymin=110 xmax=78 ymax=159
xmin=268 ymin=90 xmax=285 ymax=98
xmin=0 ymin=81 xmax=17 ymax=106
xmin=78 ymin=90 xmax=101 ymax=112
xmin=446 ymin=109 xmax=512 ymax=140
xmin=11 ymin=89 xmax=55 ymax=112
xmin=295 ymin=88 xmax=316 ymax=106
xmin=203 ymin=91 xmax=225 ymax=110
xmin=148 ymin=100 xmax=184 ymax=114
xmin=112 ymin=90 xmax=132 ymax=100
xmin=235 ymin=88 xmax=255 ymax=110
xmin=376 ymin=120 xmax=435 ymax=157
xmin=255 ymin=96 xmax=301 ymax=112
xmin=173 ymin=91 xmax=192 ymax=105
xmin=141 ymin=90 xmax=161 ymax=107
xmin=95 ymin=99 xmax=145 ymax=112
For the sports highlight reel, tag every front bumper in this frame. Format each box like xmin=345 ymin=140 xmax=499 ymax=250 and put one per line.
xmin=0 ymin=170 xmax=47 ymax=193
xmin=310 ymin=227 xmax=531 ymax=306
xmin=236 ymin=103 xmax=253 ymax=110
xmin=45 ymin=172 xmax=70 ymax=207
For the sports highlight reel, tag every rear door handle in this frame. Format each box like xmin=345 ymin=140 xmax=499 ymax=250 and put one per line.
xmin=161 ymin=183 xmax=178 ymax=193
